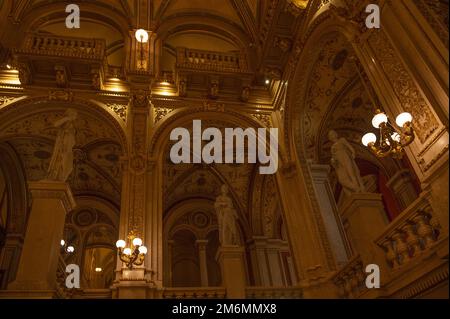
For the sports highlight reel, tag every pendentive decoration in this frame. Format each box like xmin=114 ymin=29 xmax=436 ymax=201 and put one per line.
xmin=115 ymin=230 xmax=148 ymax=269
xmin=362 ymin=109 xmax=414 ymax=158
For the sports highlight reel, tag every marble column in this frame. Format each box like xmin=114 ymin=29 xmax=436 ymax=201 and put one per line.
xmin=216 ymin=246 xmax=246 ymax=298
xmin=386 ymin=169 xmax=418 ymax=210
xmin=309 ymin=164 xmax=350 ymax=267
xmin=266 ymin=239 xmax=284 ymax=286
xmin=196 ymin=240 xmax=209 ymax=287
xmin=339 ymin=193 xmax=389 ymax=268
xmin=2 ymin=181 xmax=75 ymax=298
xmin=248 ymin=236 xmax=271 ymax=286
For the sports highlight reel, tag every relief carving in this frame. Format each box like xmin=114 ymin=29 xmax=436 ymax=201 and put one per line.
xmin=369 ymin=30 xmax=439 ymax=144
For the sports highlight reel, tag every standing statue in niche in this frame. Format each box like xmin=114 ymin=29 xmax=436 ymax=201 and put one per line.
xmin=328 ymin=130 xmax=365 ymax=195
xmin=46 ymin=109 xmax=78 ymax=182
xmin=214 ymin=185 xmax=239 ymax=246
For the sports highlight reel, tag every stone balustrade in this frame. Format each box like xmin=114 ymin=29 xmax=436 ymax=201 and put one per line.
xmin=245 ymin=286 xmax=303 ymax=299
xmin=332 ymin=255 xmax=367 ymax=299
xmin=176 ymin=47 xmax=247 ymax=73
xmin=163 ymin=287 xmax=226 ymax=299
xmin=55 ymin=255 xmax=70 ymax=299
xmin=16 ymin=33 xmax=105 ymax=60
xmin=375 ymin=190 xmax=441 ymax=270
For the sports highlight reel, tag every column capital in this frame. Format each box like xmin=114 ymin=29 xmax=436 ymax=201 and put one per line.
xmin=215 ymin=245 xmax=245 ymax=261
xmin=339 ymin=193 xmax=384 ymax=219
xmin=28 ymin=180 xmax=76 ymax=212
xmin=195 ymin=239 xmax=208 ymax=248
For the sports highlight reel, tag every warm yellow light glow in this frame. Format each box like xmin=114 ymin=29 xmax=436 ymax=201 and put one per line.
xmin=362 ymin=133 xmax=377 ymax=146
xmin=60 ymin=239 xmax=65 ymax=246
xmin=66 ymin=246 xmax=75 ymax=253
xmin=95 ymin=267 xmax=102 ymax=272
xmin=396 ymin=112 xmax=412 ymax=127
xmin=138 ymin=246 xmax=148 ymax=255
xmin=6 ymin=64 xmax=11 ymax=69
xmin=372 ymin=113 xmax=388 ymax=128
xmin=116 ymin=239 xmax=126 ymax=248
xmin=135 ymin=29 xmax=149 ymax=43
xmin=132 ymin=237 xmax=142 ymax=247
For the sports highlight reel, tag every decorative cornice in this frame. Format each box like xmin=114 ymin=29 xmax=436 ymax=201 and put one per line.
xmin=28 ymin=180 xmax=76 ymax=212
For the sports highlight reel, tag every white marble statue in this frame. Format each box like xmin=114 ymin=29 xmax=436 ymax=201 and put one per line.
xmin=328 ymin=130 xmax=365 ymax=195
xmin=46 ymin=109 xmax=78 ymax=182
xmin=214 ymin=185 xmax=239 ymax=245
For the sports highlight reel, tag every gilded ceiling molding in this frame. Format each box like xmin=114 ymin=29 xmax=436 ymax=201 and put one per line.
xmin=156 ymin=14 xmax=252 ymax=54
xmin=21 ymin=2 xmax=131 ymax=39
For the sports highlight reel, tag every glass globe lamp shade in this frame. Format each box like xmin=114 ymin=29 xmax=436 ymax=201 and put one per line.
xmin=138 ymin=246 xmax=148 ymax=255
xmin=132 ymin=237 xmax=143 ymax=247
xmin=362 ymin=133 xmax=377 ymax=146
xmin=116 ymin=239 xmax=126 ymax=248
xmin=396 ymin=112 xmax=412 ymax=127
xmin=60 ymin=239 xmax=65 ymax=246
xmin=135 ymin=29 xmax=149 ymax=43
xmin=123 ymin=248 xmax=132 ymax=256
xmin=391 ymin=132 xmax=401 ymax=143
xmin=66 ymin=246 xmax=75 ymax=253
xmin=372 ymin=113 xmax=388 ymax=128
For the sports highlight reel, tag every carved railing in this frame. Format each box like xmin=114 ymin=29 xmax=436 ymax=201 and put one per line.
xmin=163 ymin=287 xmax=226 ymax=299
xmin=55 ymin=255 xmax=70 ymax=299
xmin=176 ymin=47 xmax=247 ymax=73
xmin=15 ymin=33 xmax=105 ymax=60
xmin=245 ymin=286 xmax=303 ymax=299
xmin=375 ymin=191 xmax=441 ymax=270
xmin=331 ymin=255 xmax=367 ymax=299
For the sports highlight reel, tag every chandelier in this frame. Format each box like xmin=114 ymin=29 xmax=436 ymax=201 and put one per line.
xmin=60 ymin=239 xmax=75 ymax=254
xmin=362 ymin=110 xmax=414 ymax=158
xmin=115 ymin=231 xmax=148 ymax=269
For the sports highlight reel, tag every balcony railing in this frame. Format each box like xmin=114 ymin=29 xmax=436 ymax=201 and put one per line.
xmin=15 ymin=33 xmax=105 ymax=60
xmin=176 ymin=47 xmax=247 ymax=73
xmin=245 ymin=286 xmax=303 ymax=299
xmin=375 ymin=190 xmax=441 ymax=270
xmin=163 ymin=287 xmax=226 ymax=299
xmin=331 ymin=254 xmax=367 ymax=299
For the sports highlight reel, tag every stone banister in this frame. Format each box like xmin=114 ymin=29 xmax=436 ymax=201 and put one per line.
xmin=15 ymin=33 xmax=105 ymax=60
xmin=176 ymin=47 xmax=248 ymax=73
xmin=375 ymin=190 xmax=441 ymax=270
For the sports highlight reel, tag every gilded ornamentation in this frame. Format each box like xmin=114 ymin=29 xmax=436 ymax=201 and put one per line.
xmin=48 ymin=90 xmax=73 ymax=101
xmin=368 ymin=30 xmax=439 ymax=143
xmin=132 ymin=90 xmax=149 ymax=108
xmin=252 ymin=113 xmax=272 ymax=128
xmin=17 ymin=62 xmax=32 ymax=85
xmin=0 ymin=96 xmax=16 ymax=106
xmin=55 ymin=66 xmax=67 ymax=88
xmin=106 ymin=103 xmax=127 ymax=121
xmin=154 ymin=107 xmax=173 ymax=123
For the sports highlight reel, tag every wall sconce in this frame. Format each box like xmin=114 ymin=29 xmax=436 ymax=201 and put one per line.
xmin=116 ymin=231 xmax=147 ymax=269
xmin=135 ymin=29 xmax=149 ymax=71
xmin=362 ymin=109 xmax=414 ymax=158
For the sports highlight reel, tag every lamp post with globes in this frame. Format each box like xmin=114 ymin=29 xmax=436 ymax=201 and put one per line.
xmin=362 ymin=109 xmax=414 ymax=159
xmin=116 ymin=231 xmax=148 ymax=269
